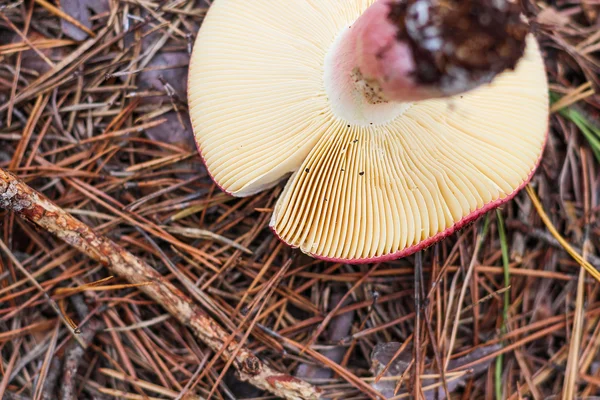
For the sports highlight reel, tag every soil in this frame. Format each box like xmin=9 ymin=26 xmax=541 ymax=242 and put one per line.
xmin=388 ymin=0 xmax=529 ymax=91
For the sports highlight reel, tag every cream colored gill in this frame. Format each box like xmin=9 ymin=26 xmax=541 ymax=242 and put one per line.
xmin=271 ymin=35 xmax=548 ymax=260
xmin=189 ymin=0 xmax=548 ymax=261
xmin=189 ymin=0 xmax=378 ymax=196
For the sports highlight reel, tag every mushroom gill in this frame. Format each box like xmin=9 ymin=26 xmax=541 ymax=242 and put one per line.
xmin=188 ymin=0 xmax=549 ymax=262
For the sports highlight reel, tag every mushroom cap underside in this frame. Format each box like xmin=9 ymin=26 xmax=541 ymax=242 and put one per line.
xmin=188 ymin=0 xmax=549 ymax=262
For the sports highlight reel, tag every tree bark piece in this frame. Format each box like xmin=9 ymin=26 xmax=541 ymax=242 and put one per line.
xmin=0 ymin=169 xmax=321 ymax=400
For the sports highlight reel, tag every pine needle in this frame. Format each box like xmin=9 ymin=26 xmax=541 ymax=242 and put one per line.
xmin=526 ymin=185 xmax=600 ymax=283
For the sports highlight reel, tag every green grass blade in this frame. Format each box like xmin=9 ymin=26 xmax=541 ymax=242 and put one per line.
xmin=550 ymin=92 xmax=600 ymax=162
xmin=495 ymin=209 xmax=511 ymax=400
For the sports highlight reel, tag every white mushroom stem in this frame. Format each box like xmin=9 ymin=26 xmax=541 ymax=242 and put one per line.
xmin=336 ymin=0 xmax=528 ymax=103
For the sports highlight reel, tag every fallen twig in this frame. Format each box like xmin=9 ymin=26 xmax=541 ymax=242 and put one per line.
xmin=41 ymin=358 xmax=62 ymax=400
xmin=60 ymin=319 xmax=103 ymax=400
xmin=0 ymin=168 xmax=321 ymax=400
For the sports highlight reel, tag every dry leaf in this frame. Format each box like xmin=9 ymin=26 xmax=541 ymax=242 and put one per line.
xmin=536 ymin=7 xmax=570 ymax=27
xmin=59 ymin=0 xmax=109 ymax=40
xmin=370 ymin=342 xmax=501 ymax=399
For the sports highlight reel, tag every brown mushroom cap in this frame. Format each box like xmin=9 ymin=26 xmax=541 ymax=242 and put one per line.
xmin=188 ymin=0 xmax=549 ymax=262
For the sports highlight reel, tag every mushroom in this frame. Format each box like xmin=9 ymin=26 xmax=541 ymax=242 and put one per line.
xmin=188 ymin=0 xmax=549 ymax=263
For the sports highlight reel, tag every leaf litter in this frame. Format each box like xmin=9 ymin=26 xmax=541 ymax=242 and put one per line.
xmin=0 ymin=0 xmax=599 ymax=399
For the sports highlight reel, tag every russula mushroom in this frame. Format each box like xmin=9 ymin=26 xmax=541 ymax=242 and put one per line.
xmin=188 ymin=0 xmax=549 ymax=263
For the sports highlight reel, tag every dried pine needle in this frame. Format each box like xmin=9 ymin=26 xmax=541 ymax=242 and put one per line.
xmin=526 ymin=185 xmax=600 ymax=283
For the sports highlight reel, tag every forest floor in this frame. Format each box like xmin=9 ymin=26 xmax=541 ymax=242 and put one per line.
xmin=1 ymin=0 xmax=600 ymax=399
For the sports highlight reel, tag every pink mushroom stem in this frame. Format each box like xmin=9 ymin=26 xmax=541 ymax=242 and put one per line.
xmin=344 ymin=0 xmax=529 ymax=103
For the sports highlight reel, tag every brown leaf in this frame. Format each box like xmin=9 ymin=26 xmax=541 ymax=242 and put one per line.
xmin=58 ymin=0 xmax=109 ymax=40
xmin=536 ymin=7 xmax=570 ymax=27
xmin=370 ymin=342 xmax=501 ymax=399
